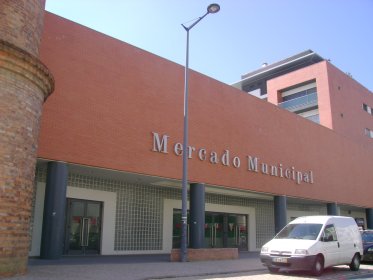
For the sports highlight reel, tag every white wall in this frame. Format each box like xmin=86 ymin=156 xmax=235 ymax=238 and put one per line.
xmin=29 ymin=184 xmax=117 ymax=256
xmin=29 ymin=182 xmax=46 ymax=256
xmin=67 ymin=187 xmax=116 ymax=255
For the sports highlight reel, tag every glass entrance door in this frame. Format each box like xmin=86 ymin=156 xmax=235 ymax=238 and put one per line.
xmin=205 ymin=212 xmax=247 ymax=250
xmin=205 ymin=213 xmax=224 ymax=248
xmin=227 ymin=214 xmax=248 ymax=250
xmin=64 ymin=199 xmax=102 ymax=255
xmin=172 ymin=210 xmax=248 ymax=251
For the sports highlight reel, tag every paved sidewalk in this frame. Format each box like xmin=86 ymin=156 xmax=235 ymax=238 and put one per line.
xmin=3 ymin=252 xmax=265 ymax=280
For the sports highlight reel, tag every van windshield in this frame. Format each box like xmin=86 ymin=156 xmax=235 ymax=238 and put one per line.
xmin=275 ymin=223 xmax=322 ymax=240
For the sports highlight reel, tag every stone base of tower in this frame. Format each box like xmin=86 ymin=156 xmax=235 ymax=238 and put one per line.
xmin=0 ymin=257 xmax=27 ymax=277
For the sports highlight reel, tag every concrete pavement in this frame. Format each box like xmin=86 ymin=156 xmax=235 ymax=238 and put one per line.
xmin=3 ymin=252 xmax=266 ymax=280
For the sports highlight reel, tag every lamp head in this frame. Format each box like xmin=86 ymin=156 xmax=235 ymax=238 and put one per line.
xmin=207 ymin=3 xmax=220 ymax=14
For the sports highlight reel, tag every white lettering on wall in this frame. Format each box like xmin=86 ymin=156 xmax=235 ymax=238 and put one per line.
xmin=152 ymin=132 xmax=169 ymax=153
xmin=198 ymin=148 xmax=207 ymax=161
xmin=151 ymin=132 xmax=314 ymax=185
xmin=222 ymin=150 xmax=230 ymax=166
xmin=174 ymin=142 xmax=183 ymax=156
xmin=248 ymin=156 xmax=258 ymax=172
xmin=233 ymin=157 xmax=240 ymax=168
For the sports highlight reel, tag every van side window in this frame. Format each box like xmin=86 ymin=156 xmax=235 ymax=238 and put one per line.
xmin=323 ymin=224 xmax=337 ymax=241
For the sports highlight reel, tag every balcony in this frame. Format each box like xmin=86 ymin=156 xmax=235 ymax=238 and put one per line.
xmin=278 ymin=92 xmax=318 ymax=112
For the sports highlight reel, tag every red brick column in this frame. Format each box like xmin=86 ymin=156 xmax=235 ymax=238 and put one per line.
xmin=0 ymin=0 xmax=54 ymax=277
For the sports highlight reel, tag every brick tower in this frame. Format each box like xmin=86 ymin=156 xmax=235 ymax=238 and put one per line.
xmin=0 ymin=0 xmax=54 ymax=276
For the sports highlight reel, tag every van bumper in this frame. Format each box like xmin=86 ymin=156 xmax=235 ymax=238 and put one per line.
xmin=260 ymin=254 xmax=318 ymax=271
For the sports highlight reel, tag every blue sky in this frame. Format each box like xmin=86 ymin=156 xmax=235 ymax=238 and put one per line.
xmin=45 ymin=0 xmax=373 ymax=91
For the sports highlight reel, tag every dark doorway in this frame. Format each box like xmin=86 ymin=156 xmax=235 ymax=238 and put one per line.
xmin=173 ymin=209 xmax=248 ymax=250
xmin=64 ymin=198 xmax=102 ymax=255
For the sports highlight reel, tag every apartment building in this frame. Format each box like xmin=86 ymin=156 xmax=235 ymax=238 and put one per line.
xmin=232 ymin=50 xmax=373 ymax=146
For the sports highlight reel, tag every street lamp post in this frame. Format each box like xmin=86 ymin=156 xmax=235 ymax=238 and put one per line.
xmin=180 ymin=3 xmax=220 ymax=262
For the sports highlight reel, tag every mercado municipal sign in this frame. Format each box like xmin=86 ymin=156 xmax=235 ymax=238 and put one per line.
xmin=151 ymin=132 xmax=314 ymax=185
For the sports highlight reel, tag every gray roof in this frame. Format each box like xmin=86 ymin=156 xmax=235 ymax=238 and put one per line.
xmin=233 ymin=50 xmax=324 ymax=88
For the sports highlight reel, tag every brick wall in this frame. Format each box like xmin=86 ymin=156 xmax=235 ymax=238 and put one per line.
xmin=39 ymin=13 xmax=373 ymax=207
xmin=0 ymin=0 xmax=53 ymax=277
xmin=0 ymin=0 xmax=46 ymax=57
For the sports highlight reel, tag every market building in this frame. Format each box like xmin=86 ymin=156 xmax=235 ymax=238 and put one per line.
xmin=1 ymin=4 xmax=373 ymax=276
xmin=29 ymin=12 xmax=373 ymax=259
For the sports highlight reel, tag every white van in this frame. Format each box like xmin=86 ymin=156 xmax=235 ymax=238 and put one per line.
xmin=260 ymin=216 xmax=363 ymax=275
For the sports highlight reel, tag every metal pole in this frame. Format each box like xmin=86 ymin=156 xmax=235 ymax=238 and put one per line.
xmin=180 ymin=27 xmax=190 ymax=263
xmin=180 ymin=6 xmax=218 ymax=262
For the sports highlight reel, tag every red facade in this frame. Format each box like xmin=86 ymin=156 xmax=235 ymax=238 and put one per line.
xmin=38 ymin=12 xmax=373 ymax=208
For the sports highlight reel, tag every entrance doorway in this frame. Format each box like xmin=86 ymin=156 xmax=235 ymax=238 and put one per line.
xmin=172 ymin=210 xmax=248 ymax=250
xmin=64 ymin=198 xmax=102 ymax=255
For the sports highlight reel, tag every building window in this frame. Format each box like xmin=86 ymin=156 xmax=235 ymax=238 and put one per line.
xmin=365 ymin=128 xmax=373 ymax=138
xmin=282 ymin=87 xmax=316 ymax=102
xmin=363 ymin=103 xmax=373 ymax=115
xmin=305 ymin=114 xmax=320 ymax=123
xmin=298 ymin=109 xmax=320 ymax=124
xmin=279 ymin=81 xmax=318 ymax=113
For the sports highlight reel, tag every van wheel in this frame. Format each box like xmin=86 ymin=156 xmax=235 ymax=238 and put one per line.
xmin=349 ymin=253 xmax=361 ymax=271
xmin=312 ymin=255 xmax=324 ymax=276
xmin=268 ymin=267 xmax=279 ymax=274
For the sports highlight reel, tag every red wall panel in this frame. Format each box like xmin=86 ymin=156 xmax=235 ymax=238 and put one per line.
xmin=38 ymin=12 xmax=373 ymax=208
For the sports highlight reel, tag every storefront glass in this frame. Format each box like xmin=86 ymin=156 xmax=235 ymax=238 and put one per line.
xmin=172 ymin=209 xmax=248 ymax=250
xmin=64 ymin=199 xmax=102 ymax=255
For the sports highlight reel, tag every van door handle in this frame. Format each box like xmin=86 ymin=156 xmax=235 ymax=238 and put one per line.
xmin=337 ymin=242 xmax=340 ymax=248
